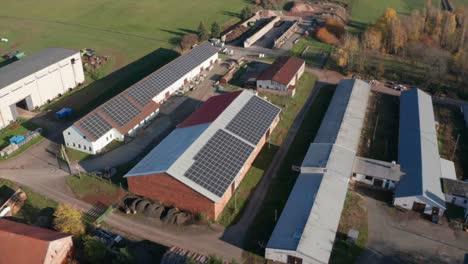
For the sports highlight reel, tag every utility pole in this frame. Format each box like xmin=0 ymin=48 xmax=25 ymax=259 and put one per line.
xmin=451 ymin=134 xmax=460 ymax=161
xmin=372 ymin=115 xmax=380 ymax=142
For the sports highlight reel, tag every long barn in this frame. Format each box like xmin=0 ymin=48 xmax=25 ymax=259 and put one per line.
xmin=0 ymin=48 xmax=85 ymax=128
xmin=63 ymin=42 xmax=218 ymax=154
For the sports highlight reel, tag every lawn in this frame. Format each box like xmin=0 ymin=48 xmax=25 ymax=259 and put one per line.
xmin=0 ymin=119 xmax=39 ymax=149
xmin=66 ymin=174 xmax=124 ymax=205
xmin=434 ymin=105 xmax=468 ymax=180
xmin=357 ymin=92 xmax=399 ymax=162
xmin=245 ymin=85 xmax=336 ymax=255
xmin=0 ymin=179 xmax=58 ymax=225
xmin=329 ymin=191 xmax=368 ymax=264
xmin=289 ymin=37 xmax=332 ymax=68
xmin=217 ymin=73 xmax=317 ymax=226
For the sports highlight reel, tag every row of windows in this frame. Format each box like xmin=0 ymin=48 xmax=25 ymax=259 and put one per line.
xmin=66 ymin=142 xmax=92 ymax=152
xmin=451 ymin=197 xmax=468 ymax=205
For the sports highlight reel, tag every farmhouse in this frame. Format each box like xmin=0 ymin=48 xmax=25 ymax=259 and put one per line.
xmin=0 ymin=48 xmax=84 ymax=129
xmin=256 ymin=56 xmax=305 ymax=97
xmin=266 ymin=79 xmax=370 ymax=264
xmin=63 ymin=42 xmax=218 ymax=154
xmin=0 ymin=219 xmax=73 ymax=264
xmin=393 ymin=89 xmax=453 ymax=216
xmin=125 ymin=90 xmax=281 ymax=219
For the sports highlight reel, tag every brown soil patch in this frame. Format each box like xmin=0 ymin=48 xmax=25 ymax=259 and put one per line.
xmin=83 ymin=189 xmax=126 ymax=207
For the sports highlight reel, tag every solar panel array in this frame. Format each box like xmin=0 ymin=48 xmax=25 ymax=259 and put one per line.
xmin=184 ymin=129 xmax=254 ymax=197
xmin=102 ymin=95 xmax=141 ymax=127
xmin=78 ymin=113 xmax=112 ymax=140
xmin=127 ymin=42 xmax=218 ymax=106
xmin=226 ymin=96 xmax=281 ymax=144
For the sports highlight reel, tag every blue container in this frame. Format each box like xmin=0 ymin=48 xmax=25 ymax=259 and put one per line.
xmin=56 ymin=108 xmax=73 ymax=119
xmin=9 ymin=135 xmax=25 ymax=145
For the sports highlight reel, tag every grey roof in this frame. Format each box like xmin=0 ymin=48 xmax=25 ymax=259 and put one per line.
xmin=462 ymin=104 xmax=468 ymax=127
xmin=442 ymin=178 xmax=468 ymax=197
xmin=440 ymin=158 xmax=457 ymax=180
xmin=126 ymin=90 xmax=281 ymax=202
xmin=0 ymin=48 xmax=78 ymax=89
xmin=353 ymin=157 xmax=403 ymax=181
xmin=395 ymin=89 xmax=446 ymax=208
xmin=267 ymin=79 xmax=370 ymax=264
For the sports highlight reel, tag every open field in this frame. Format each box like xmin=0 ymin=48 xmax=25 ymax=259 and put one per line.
xmin=245 ymin=85 xmax=336 ymax=255
xmin=434 ymin=105 xmax=468 ymax=180
xmin=217 ymin=73 xmax=317 ymax=226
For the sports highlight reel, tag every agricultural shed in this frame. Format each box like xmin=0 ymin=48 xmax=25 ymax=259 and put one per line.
xmin=125 ymin=90 xmax=281 ymax=219
xmin=256 ymin=56 xmax=305 ymax=96
xmin=266 ymin=79 xmax=370 ymax=264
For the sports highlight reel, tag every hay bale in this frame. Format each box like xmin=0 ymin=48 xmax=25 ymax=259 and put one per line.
xmin=136 ymin=200 xmax=151 ymax=213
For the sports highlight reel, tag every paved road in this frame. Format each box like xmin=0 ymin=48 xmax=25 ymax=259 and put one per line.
xmin=357 ymin=188 xmax=468 ymax=264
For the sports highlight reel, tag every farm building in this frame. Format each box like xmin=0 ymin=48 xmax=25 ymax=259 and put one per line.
xmin=63 ymin=42 xmax=218 ymax=154
xmin=125 ymin=90 xmax=281 ymax=219
xmin=256 ymin=56 xmax=305 ymax=97
xmin=393 ymin=89 xmax=453 ymax=216
xmin=0 ymin=219 xmax=73 ymax=264
xmin=265 ymin=79 xmax=370 ymax=264
xmin=441 ymin=177 xmax=468 ymax=218
xmin=0 ymin=48 xmax=84 ymax=129
xmin=352 ymin=157 xmax=403 ymax=190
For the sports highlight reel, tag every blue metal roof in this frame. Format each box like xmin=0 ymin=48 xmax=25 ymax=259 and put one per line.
xmin=125 ymin=123 xmax=209 ymax=176
xmin=395 ymin=89 xmax=445 ymax=204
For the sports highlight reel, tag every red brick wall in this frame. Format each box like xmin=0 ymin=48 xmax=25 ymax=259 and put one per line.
xmin=127 ymin=173 xmax=217 ymax=219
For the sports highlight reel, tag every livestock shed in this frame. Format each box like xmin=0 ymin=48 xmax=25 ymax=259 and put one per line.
xmin=63 ymin=42 xmax=219 ymax=154
xmin=0 ymin=219 xmax=73 ymax=264
xmin=256 ymin=56 xmax=305 ymax=97
xmin=125 ymin=90 xmax=281 ymax=219
xmin=393 ymin=89 xmax=451 ymax=216
xmin=0 ymin=48 xmax=84 ymax=129
xmin=266 ymin=79 xmax=370 ymax=264
xmin=352 ymin=157 xmax=403 ymax=190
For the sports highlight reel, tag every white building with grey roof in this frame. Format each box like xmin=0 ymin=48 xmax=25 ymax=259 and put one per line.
xmin=63 ymin=42 xmax=218 ymax=154
xmin=0 ymin=48 xmax=84 ymax=128
xmin=265 ymin=79 xmax=370 ymax=264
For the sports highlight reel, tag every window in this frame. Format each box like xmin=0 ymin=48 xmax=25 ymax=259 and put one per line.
xmin=73 ymin=143 xmax=76 ymax=147
xmin=68 ymin=132 xmax=70 ymax=135
xmin=66 ymin=143 xmax=69 ymax=146
xmin=464 ymin=199 xmax=467 ymax=204
xmin=110 ymin=134 xmax=112 ymax=139
xmin=78 ymin=144 xmax=81 ymax=149
xmin=106 ymin=137 xmax=108 ymax=141
xmin=452 ymin=197 xmax=456 ymax=203
xmin=83 ymin=136 xmax=86 ymax=139
xmin=365 ymin=176 xmax=373 ymax=181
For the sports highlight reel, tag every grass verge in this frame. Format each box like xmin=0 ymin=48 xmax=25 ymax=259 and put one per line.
xmin=330 ymin=191 xmax=368 ymax=264
xmin=245 ymin=85 xmax=336 ymax=254
xmin=66 ymin=147 xmax=91 ymax=162
xmin=217 ymin=73 xmax=317 ymax=226
xmin=66 ymin=174 xmax=121 ymax=201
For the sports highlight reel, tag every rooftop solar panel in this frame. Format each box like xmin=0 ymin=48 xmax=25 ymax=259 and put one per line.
xmin=78 ymin=113 xmax=112 ymax=140
xmin=102 ymin=95 xmax=141 ymax=127
xmin=226 ymin=96 xmax=281 ymax=144
xmin=184 ymin=129 xmax=254 ymax=197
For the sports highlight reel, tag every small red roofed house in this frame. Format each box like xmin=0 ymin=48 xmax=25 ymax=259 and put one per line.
xmin=0 ymin=219 xmax=73 ymax=264
xmin=256 ymin=56 xmax=305 ymax=97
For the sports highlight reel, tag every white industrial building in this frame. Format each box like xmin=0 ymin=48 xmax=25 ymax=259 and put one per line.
xmin=393 ymin=89 xmax=454 ymax=216
xmin=0 ymin=48 xmax=84 ymax=128
xmin=266 ymin=79 xmax=370 ymax=264
xmin=63 ymin=42 xmax=219 ymax=154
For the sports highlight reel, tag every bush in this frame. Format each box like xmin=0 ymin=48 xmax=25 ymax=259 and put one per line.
xmin=325 ymin=18 xmax=345 ymax=38
xmin=53 ymin=204 xmax=85 ymax=236
xmin=316 ymin=27 xmax=339 ymax=45
xmin=180 ymin=34 xmax=199 ymax=50
xmin=83 ymin=235 xmax=107 ymax=263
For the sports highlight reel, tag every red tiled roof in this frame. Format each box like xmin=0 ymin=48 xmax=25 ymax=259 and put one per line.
xmin=257 ymin=56 xmax=305 ymax=85
xmin=177 ymin=91 xmax=242 ymax=128
xmin=0 ymin=219 xmax=72 ymax=263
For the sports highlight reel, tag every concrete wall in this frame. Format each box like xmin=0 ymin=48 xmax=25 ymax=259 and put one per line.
xmin=44 ymin=236 xmax=73 ymax=264
xmin=63 ymin=125 xmax=124 ymax=155
xmin=244 ymin=17 xmax=281 ymax=48
xmin=273 ymin=21 xmax=299 ymax=49
xmin=0 ymin=52 xmax=84 ymax=128
xmin=445 ymin=194 xmax=468 ymax=210
xmin=394 ymin=196 xmax=445 ymax=216
xmin=353 ymin=173 xmax=396 ymax=190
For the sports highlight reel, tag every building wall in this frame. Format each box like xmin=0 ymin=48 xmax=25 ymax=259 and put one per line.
xmin=256 ymin=61 xmax=305 ymax=94
xmin=63 ymin=126 xmax=123 ymax=155
xmin=353 ymin=173 xmax=396 ymax=190
xmin=244 ymin=17 xmax=281 ymax=47
xmin=44 ymin=236 xmax=73 ymax=264
xmin=394 ymin=196 xmax=445 ymax=216
xmin=445 ymin=194 xmax=468 ymax=209
xmin=265 ymin=248 xmax=324 ymax=264
xmin=0 ymin=53 xmax=84 ymax=128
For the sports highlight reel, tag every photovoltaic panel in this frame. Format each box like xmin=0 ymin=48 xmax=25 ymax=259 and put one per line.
xmin=184 ymin=129 xmax=254 ymax=197
xmin=102 ymin=95 xmax=141 ymax=127
xmin=226 ymin=96 xmax=281 ymax=144
xmin=78 ymin=113 xmax=112 ymax=140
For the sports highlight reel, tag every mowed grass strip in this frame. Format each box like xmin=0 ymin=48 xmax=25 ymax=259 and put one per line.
xmin=217 ymin=73 xmax=317 ymax=226
xmin=289 ymin=38 xmax=332 ymax=67
xmin=66 ymin=174 xmax=120 ymax=200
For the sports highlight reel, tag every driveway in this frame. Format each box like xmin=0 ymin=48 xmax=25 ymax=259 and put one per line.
xmin=357 ymin=187 xmax=468 ymax=264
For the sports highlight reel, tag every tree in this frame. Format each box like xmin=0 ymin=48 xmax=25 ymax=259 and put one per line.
xmin=325 ymin=18 xmax=345 ymax=38
xmin=83 ymin=236 xmax=107 ymax=263
xmin=404 ymin=10 xmax=424 ymax=41
xmin=180 ymin=34 xmax=199 ymax=50
xmin=211 ymin=22 xmax=221 ymax=38
xmin=240 ymin=7 xmax=253 ymax=21
xmin=332 ymin=33 xmax=359 ymax=72
xmin=112 ymin=247 xmax=134 ymax=264
xmin=316 ymin=27 xmax=339 ymax=45
xmin=197 ymin=21 xmax=209 ymax=41
xmin=207 ymin=255 xmax=224 ymax=264
xmin=53 ymin=204 xmax=85 ymax=236
xmin=387 ymin=17 xmax=407 ymax=54
xmin=441 ymin=12 xmax=457 ymax=49
xmin=363 ymin=27 xmax=382 ymax=51
xmin=375 ymin=8 xmax=397 ymax=33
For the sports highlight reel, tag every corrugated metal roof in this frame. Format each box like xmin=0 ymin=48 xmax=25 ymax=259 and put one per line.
xmin=353 ymin=157 xmax=403 ymax=181
xmin=267 ymin=79 xmax=371 ymax=263
xmin=126 ymin=90 xmax=281 ymax=202
xmin=440 ymin=158 xmax=457 ymax=180
xmin=257 ymin=56 xmax=305 ymax=85
xmin=395 ymin=89 xmax=445 ymax=208
xmin=0 ymin=48 xmax=78 ymax=89
xmin=442 ymin=178 xmax=468 ymax=197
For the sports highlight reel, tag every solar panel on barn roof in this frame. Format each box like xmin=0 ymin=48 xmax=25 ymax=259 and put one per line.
xmin=78 ymin=113 xmax=112 ymax=140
